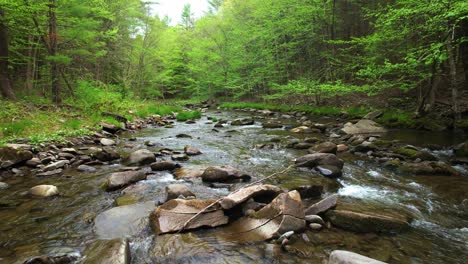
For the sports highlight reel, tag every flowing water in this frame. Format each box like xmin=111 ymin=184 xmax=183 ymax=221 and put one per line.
xmin=0 ymin=110 xmax=467 ymax=263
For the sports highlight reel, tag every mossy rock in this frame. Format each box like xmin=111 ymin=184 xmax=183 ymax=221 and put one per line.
xmin=454 ymin=142 xmax=468 ymax=158
xmin=394 ymin=147 xmax=418 ymax=158
xmin=115 ymin=195 xmax=138 ymax=206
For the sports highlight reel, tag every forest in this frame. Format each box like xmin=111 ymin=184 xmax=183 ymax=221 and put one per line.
xmin=0 ymin=0 xmax=467 ymax=139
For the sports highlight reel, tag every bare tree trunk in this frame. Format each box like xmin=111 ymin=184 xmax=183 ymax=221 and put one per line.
xmin=447 ymin=25 xmax=460 ymax=120
xmin=49 ymin=0 xmax=61 ymax=104
xmin=0 ymin=8 xmax=15 ymax=100
xmin=25 ymin=35 xmax=35 ymax=94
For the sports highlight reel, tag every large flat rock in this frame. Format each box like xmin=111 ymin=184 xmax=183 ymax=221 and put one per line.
xmin=325 ymin=210 xmax=410 ymax=233
xmin=329 ymin=250 xmax=388 ymax=264
xmin=94 ymin=201 xmax=155 ymax=239
xmin=219 ymin=184 xmax=282 ymax=210
xmin=342 ymin=120 xmax=387 ymax=135
xmin=105 ymin=171 xmax=147 ymax=191
xmin=150 ymin=199 xmax=228 ymax=234
xmin=304 ymin=194 xmax=338 ymax=215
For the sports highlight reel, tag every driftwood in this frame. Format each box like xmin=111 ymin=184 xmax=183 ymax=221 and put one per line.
xmin=177 ymin=164 xmax=295 ymax=233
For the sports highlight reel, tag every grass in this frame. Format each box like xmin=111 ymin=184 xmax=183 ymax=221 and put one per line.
xmin=376 ymin=110 xmax=415 ymax=128
xmin=220 ymin=102 xmax=369 ymax=118
xmin=176 ymin=111 xmax=202 ymax=121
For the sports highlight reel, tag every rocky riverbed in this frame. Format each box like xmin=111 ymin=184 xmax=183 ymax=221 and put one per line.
xmin=0 ymin=107 xmax=467 ymax=263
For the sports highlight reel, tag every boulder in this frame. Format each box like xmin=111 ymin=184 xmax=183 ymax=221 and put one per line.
xmin=454 ymin=141 xmax=468 ymax=157
xmin=342 ymin=120 xmax=387 ymax=135
xmin=337 ymin=144 xmax=349 ymax=152
xmin=295 ymin=153 xmax=344 ymax=169
xmin=0 ymin=146 xmax=33 ymax=169
xmin=26 ymin=158 xmax=41 ymax=167
xmin=90 ymin=148 xmax=120 ymax=162
xmin=309 ymin=142 xmax=337 ymax=154
xmin=201 ymin=166 xmax=251 ymax=183
xmin=100 ymin=138 xmax=116 ymax=146
xmin=174 ymin=166 xmax=209 ymax=179
xmin=36 ymin=169 xmax=63 ymax=177
xmin=28 ymin=185 xmax=59 ymax=197
xmin=325 ymin=210 xmax=410 ymax=233
xmin=128 ymin=149 xmax=155 ymax=165
xmin=220 ymin=191 xmax=305 ymax=242
xmin=304 ymin=194 xmax=338 ymax=215
xmin=219 ymin=184 xmax=282 ymax=209
xmin=401 ymin=161 xmax=460 ymax=176
xmin=94 ymin=201 xmax=155 ymax=239
xmin=150 ymin=161 xmax=180 ymax=171
xmin=293 ymin=143 xmax=314 ymax=150
xmin=315 ymin=165 xmax=343 ymax=178
xmin=105 ymin=171 xmax=147 ymax=191
xmin=184 ymin=145 xmax=202 ymax=156
xmin=150 ymin=199 xmax=228 ymax=234
xmin=329 ymin=250 xmax=388 ymax=264
xmin=231 ymin=118 xmax=254 ymax=126
xmin=166 ymin=184 xmax=196 ymax=201
xmin=82 ymin=239 xmax=130 ymax=264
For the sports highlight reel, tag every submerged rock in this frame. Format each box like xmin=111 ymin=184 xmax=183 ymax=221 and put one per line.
xmin=94 ymin=201 xmax=155 ymax=239
xmin=150 ymin=199 xmax=228 ymax=234
xmin=77 ymin=164 xmax=97 ymax=173
xmin=82 ymin=239 xmax=130 ymax=264
xmin=219 ymin=184 xmax=282 ymax=209
xmin=201 ymin=166 xmax=251 ymax=183
xmin=342 ymin=120 xmax=387 ymax=135
xmin=309 ymin=142 xmax=338 ymax=154
xmin=295 ymin=153 xmax=344 ymax=169
xmin=329 ymin=250 xmax=388 ymax=264
xmin=128 ymin=149 xmax=155 ymax=165
xmin=166 ymin=184 xmax=196 ymax=201
xmin=221 ymin=191 xmax=305 ymax=242
xmin=401 ymin=161 xmax=460 ymax=176
xmin=105 ymin=171 xmax=147 ymax=191
xmin=184 ymin=145 xmax=202 ymax=156
xmin=325 ymin=210 xmax=410 ymax=233
xmin=174 ymin=166 xmax=209 ymax=179
xmin=28 ymin=185 xmax=59 ymax=197
xmin=24 ymin=254 xmax=78 ymax=264
xmin=231 ymin=118 xmax=254 ymax=126
xmin=100 ymin=138 xmax=116 ymax=146
xmin=262 ymin=121 xmax=283 ymax=129
xmin=291 ymin=126 xmax=319 ymax=134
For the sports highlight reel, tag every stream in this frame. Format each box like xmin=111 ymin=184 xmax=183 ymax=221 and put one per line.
xmin=1 ymin=110 xmax=467 ymax=263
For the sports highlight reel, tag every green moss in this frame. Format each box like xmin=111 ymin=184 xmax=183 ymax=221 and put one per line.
xmin=394 ymin=147 xmax=418 ymax=158
xmin=377 ymin=110 xmax=415 ymax=128
xmin=176 ymin=111 xmax=202 ymax=121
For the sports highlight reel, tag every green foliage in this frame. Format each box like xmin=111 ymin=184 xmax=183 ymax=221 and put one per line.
xmin=176 ymin=111 xmax=202 ymax=121
xmin=1 ymin=120 xmax=34 ymax=137
xmin=63 ymin=119 xmax=82 ymax=130
xmin=377 ymin=110 xmax=415 ymax=128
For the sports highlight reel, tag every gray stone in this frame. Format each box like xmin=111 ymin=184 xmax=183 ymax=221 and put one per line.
xmin=329 ymin=250 xmax=388 ymax=264
xmin=172 ymin=154 xmax=190 ymax=161
xmin=219 ymin=184 xmax=282 ymax=209
xmin=43 ymin=160 xmax=69 ymax=171
xmin=150 ymin=161 xmax=180 ymax=171
xmin=36 ymin=169 xmax=63 ymax=177
xmin=166 ymin=184 xmax=196 ymax=201
xmin=105 ymin=171 xmax=147 ymax=191
xmin=304 ymin=194 xmax=338 ymax=215
xmin=309 ymin=142 xmax=338 ymax=154
xmin=184 ymin=145 xmax=202 ymax=156
xmin=94 ymin=201 xmax=155 ymax=239
xmin=305 ymin=215 xmax=325 ymax=225
xmin=325 ymin=210 xmax=410 ymax=233
xmin=295 ymin=153 xmax=344 ymax=169
xmin=78 ymin=164 xmax=97 ymax=173
xmin=201 ymin=166 xmax=251 ymax=183
xmin=0 ymin=182 xmax=10 ymax=190
xmin=100 ymin=138 xmax=116 ymax=146
xmin=128 ymin=149 xmax=155 ymax=165
xmin=0 ymin=146 xmax=33 ymax=168
xmin=309 ymin=223 xmax=322 ymax=230
xmin=342 ymin=119 xmax=386 ymax=135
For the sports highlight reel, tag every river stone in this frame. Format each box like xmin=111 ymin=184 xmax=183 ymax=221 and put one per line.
xmin=309 ymin=223 xmax=322 ymax=230
xmin=316 ymin=165 xmax=343 ymax=178
xmin=293 ymin=143 xmax=314 ymax=150
xmin=342 ymin=119 xmax=387 ymax=135
xmin=26 ymin=158 xmax=42 ymax=168
xmin=337 ymin=144 xmax=349 ymax=152
xmin=28 ymin=185 xmax=59 ymax=197
xmin=100 ymin=138 xmax=116 ymax=146
xmin=262 ymin=121 xmax=283 ymax=129
xmin=305 ymin=215 xmax=325 ymax=225
xmin=295 ymin=153 xmax=344 ymax=169
xmin=77 ymin=164 xmax=97 ymax=173
xmin=61 ymin=148 xmax=78 ymax=154
xmin=304 ymin=194 xmax=338 ymax=215
xmin=128 ymin=149 xmax=155 ymax=165
xmin=231 ymin=118 xmax=254 ymax=126
xmin=219 ymin=184 xmax=282 ymax=210
xmin=166 ymin=184 xmax=196 ymax=201
xmin=184 ymin=145 xmax=202 ymax=156
xmin=82 ymin=239 xmax=130 ymax=264
xmin=309 ymin=142 xmax=338 ymax=154
xmin=325 ymin=210 xmax=410 ymax=233
xmin=201 ymin=166 xmax=252 ymax=183
xmin=0 ymin=182 xmax=10 ymax=190
xmin=91 ymin=148 xmax=120 ymax=162
xmin=220 ymin=191 xmax=305 ymax=242
xmin=329 ymin=250 xmax=388 ymax=264
xmin=150 ymin=199 xmax=228 ymax=234
xmin=36 ymin=169 xmax=63 ymax=177
xmin=172 ymin=154 xmax=190 ymax=161
xmin=291 ymin=126 xmax=318 ymax=134
xmin=94 ymin=201 xmax=155 ymax=239
xmin=174 ymin=165 xmax=209 ymax=179
xmin=105 ymin=171 xmax=147 ymax=191
xmin=0 ymin=146 xmax=33 ymax=169
xmin=150 ymin=161 xmax=180 ymax=171
xmin=43 ymin=160 xmax=69 ymax=171
xmin=401 ymin=161 xmax=460 ymax=176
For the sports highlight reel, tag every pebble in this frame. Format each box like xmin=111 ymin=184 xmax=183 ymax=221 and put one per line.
xmin=0 ymin=182 xmax=10 ymax=190
xmin=309 ymin=223 xmax=323 ymax=231
xmin=305 ymin=214 xmax=325 ymax=225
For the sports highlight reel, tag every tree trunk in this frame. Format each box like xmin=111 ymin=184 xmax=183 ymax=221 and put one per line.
xmin=0 ymin=8 xmax=15 ymax=100
xmin=49 ymin=0 xmax=61 ymax=104
xmin=25 ymin=35 xmax=35 ymax=94
xmin=447 ymin=25 xmax=460 ymax=120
